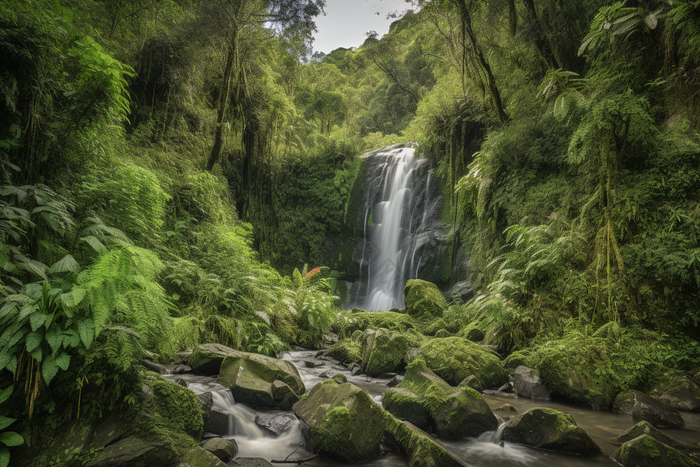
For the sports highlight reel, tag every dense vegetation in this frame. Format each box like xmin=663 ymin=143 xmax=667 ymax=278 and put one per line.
xmin=1 ymin=0 xmax=700 ymax=464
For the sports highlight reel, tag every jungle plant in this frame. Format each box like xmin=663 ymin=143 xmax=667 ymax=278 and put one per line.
xmin=288 ymin=265 xmax=337 ymax=349
xmin=0 ymin=385 xmax=23 ymax=467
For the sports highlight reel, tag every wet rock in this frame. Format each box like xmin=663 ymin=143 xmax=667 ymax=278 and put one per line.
xmin=227 ymin=458 xmax=273 ymax=467
xmin=632 ymin=391 xmax=684 ymax=428
xmin=651 ymin=374 xmax=700 ymax=412
xmin=203 ymin=409 xmax=229 ymax=436
xmin=378 ymin=372 xmax=398 ymax=379
xmin=612 ymin=434 xmax=700 ymax=467
xmin=404 ymin=279 xmax=447 ymax=319
xmin=383 ymin=358 xmax=497 ymax=438
xmin=173 ymin=364 xmax=192 ymax=374
xmin=174 ymin=377 xmax=188 ymax=388
xmin=292 ymin=380 xmax=388 ymax=462
xmin=254 ymin=412 xmax=296 ymax=436
xmin=617 ymin=420 xmax=688 ymax=452
xmin=201 ymin=437 xmax=237 ymax=462
xmin=189 ymin=344 xmax=238 ymax=375
xmin=360 ymin=328 xmax=417 ymax=377
xmin=512 ymin=366 xmax=551 ymax=401
xmin=495 ymin=404 xmax=517 ymax=413
xmin=197 ymin=392 xmax=213 ymax=420
xmin=202 ymin=432 xmax=221 ymax=440
xmin=314 ymin=350 xmax=325 ymax=358
xmin=386 ymin=421 xmax=463 ymax=467
xmin=502 ymin=407 xmax=601 ymax=455
xmin=459 ymin=375 xmax=483 ymax=392
xmin=387 ymin=375 xmax=404 ymax=387
xmin=318 ymin=370 xmax=333 ymax=379
xmin=420 ymin=337 xmax=508 ymax=388
xmin=183 ymin=446 xmax=227 ymax=467
xmin=332 ymin=374 xmax=347 ymax=384
xmin=172 ymin=351 xmax=193 ymax=364
xmin=498 ymin=382 xmax=515 ymax=393
xmin=351 ymin=366 xmax=363 ymax=376
xmin=140 ymin=358 xmax=168 ymax=375
xmin=448 ymin=281 xmax=473 ymax=303
xmin=325 ymin=339 xmax=361 ymax=364
xmin=217 ymin=350 xmax=305 ymax=409
xmin=89 ymin=435 xmax=179 ymax=467
xmin=303 ymin=360 xmax=324 ymax=368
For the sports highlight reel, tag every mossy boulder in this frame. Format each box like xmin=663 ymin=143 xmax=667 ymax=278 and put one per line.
xmin=324 ymin=339 xmax=361 ymax=364
xmin=420 ymin=337 xmax=507 ymax=388
xmin=617 ymin=421 xmax=688 ymax=452
xmin=630 ymin=390 xmax=685 ymax=428
xmin=387 ymin=421 xmax=463 ymax=467
xmin=182 ymin=446 xmax=227 ymax=467
xmin=613 ymin=389 xmax=636 ymax=415
xmin=502 ymin=407 xmax=601 ymax=455
xmin=217 ymin=351 xmax=305 ymax=409
xmin=404 ymin=280 xmax=447 ymax=320
xmin=511 ymin=366 xmax=551 ymax=401
xmin=360 ymin=328 xmax=418 ymax=376
xmin=189 ymin=343 xmax=238 ymax=375
xmin=518 ymin=344 xmax=619 ymax=409
xmin=292 ymin=380 xmax=390 ymax=462
xmin=383 ymin=358 xmax=497 ymax=438
xmin=612 ymin=434 xmax=700 ymax=467
xmin=339 ymin=310 xmax=415 ymax=337
xmin=650 ymin=373 xmax=700 ymax=412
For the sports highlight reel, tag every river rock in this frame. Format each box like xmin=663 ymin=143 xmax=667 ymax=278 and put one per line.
xmin=228 ymin=458 xmax=273 ymax=467
xmin=404 ymin=279 xmax=447 ymax=319
xmin=203 ymin=409 xmax=229 ymax=436
xmin=189 ymin=343 xmax=238 ymax=375
xmin=197 ymin=392 xmax=213 ymax=420
xmin=651 ymin=373 xmax=700 ymax=412
xmin=420 ymin=337 xmax=508 ymax=388
xmin=217 ymin=351 xmax=305 ymax=409
xmin=387 ymin=421 xmax=463 ymax=467
xmin=383 ymin=358 xmax=497 ymax=438
xmin=387 ymin=375 xmax=404 ymax=387
xmin=89 ymin=435 xmax=178 ymax=467
xmin=324 ymin=339 xmax=361 ymax=364
xmin=360 ymin=328 xmax=417 ymax=377
xmin=173 ymin=364 xmax=192 ymax=374
xmin=612 ymin=434 xmax=700 ymax=467
xmin=631 ymin=390 xmax=685 ymax=428
xmin=254 ymin=412 xmax=296 ymax=436
xmin=141 ymin=358 xmax=168 ymax=374
xmin=617 ymin=420 xmax=688 ymax=452
xmin=292 ymin=380 xmax=388 ymax=462
xmin=511 ymin=366 xmax=551 ymax=400
xmin=201 ymin=437 xmax=237 ymax=462
xmin=182 ymin=446 xmax=227 ymax=467
xmin=502 ymin=407 xmax=601 ymax=455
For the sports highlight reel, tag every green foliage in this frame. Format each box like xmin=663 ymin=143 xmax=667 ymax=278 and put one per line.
xmin=286 ymin=265 xmax=338 ymax=349
xmin=0 ymin=385 xmax=23 ymax=467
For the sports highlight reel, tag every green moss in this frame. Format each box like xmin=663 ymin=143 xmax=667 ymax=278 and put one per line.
xmin=613 ymin=434 xmax=700 ymax=467
xmin=361 ymin=328 xmax=419 ymax=376
xmin=404 ymin=280 xmax=447 ymax=320
xmin=338 ymin=311 xmax=416 ymax=337
xmin=420 ymin=337 xmax=507 ymax=388
xmin=325 ymin=339 xmax=361 ymax=363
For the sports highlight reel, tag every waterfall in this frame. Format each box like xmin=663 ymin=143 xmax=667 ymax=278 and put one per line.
xmin=349 ymin=145 xmax=444 ymax=311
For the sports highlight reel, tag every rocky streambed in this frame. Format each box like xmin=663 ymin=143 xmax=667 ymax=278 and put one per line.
xmin=162 ymin=349 xmax=700 ymax=467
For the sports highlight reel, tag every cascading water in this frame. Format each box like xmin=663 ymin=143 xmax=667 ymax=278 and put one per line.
xmin=349 ymin=145 xmax=444 ymax=311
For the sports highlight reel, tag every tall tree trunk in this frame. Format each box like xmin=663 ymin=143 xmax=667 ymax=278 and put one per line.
xmin=454 ymin=0 xmax=509 ymax=123
xmin=206 ymin=30 xmax=238 ymax=172
xmin=522 ymin=0 xmax=560 ymax=70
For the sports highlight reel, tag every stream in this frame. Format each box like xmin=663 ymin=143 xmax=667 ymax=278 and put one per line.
xmin=166 ymin=350 xmax=700 ymax=467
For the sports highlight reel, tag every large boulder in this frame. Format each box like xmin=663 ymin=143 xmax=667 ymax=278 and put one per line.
xmin=617 ymin=421 xmax=688 ymax=452
xmin=630 ymin=390 xmax=685 ymax=428
xmin=200 ymin=438 xmax=237 ymax=463
xmin=511 ymin=366 xmax=551 ymax=401
xmin=217 ymin=351 xmax=305 ymax=409
xmin=292 ymin=380 xmax=390 ymax=462
xmin=89 ymin=374 xmax=203 ymax=467
xmin=189 ymin=344 xmax=238 ymax=375
xmin=612 ymin=434 xmax=700 ymax=467
xmin=254 ymin=412 xmax=296 ymax=436
xmin=339 ymin=310 xmax=416 ymax=337
xmin=650 ymin=373 xmax=700 ymax=412
xmin=324 ymin=339 xmax=361 ymax=364
xmin=360 ymin=328 xmax=418 ymax=376
xmin=387 ymin=421 xmax=463 ymax=467
xmin=420 ymin=337 xmax=507 ymax=388
xmin=382 ymin=358 xmax=497 ymax=438
xmin=502 ymin=407 xmax=601 ymax=455
xmin=404 ymin=280 xmax=447 ymax=320
xmin=182 ymin=446 xmax=227 ymax=467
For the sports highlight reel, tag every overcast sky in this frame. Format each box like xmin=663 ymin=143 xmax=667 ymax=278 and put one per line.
xmin=312 ymin=0 xmax=413 ymax=54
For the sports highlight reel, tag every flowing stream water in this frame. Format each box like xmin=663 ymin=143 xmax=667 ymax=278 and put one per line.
xmin=349 ymin=146 xmax=443 ymax=311
xmin=167 ymin=351 xmax=700 ymax=467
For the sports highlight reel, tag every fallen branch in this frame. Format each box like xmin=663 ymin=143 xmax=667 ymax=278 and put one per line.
xmin=270 ymin=454 xmax=319 ymax=464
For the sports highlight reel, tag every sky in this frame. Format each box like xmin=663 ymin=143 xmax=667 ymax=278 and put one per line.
xmin=312 ymin=0 xmax=413 ymax=54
